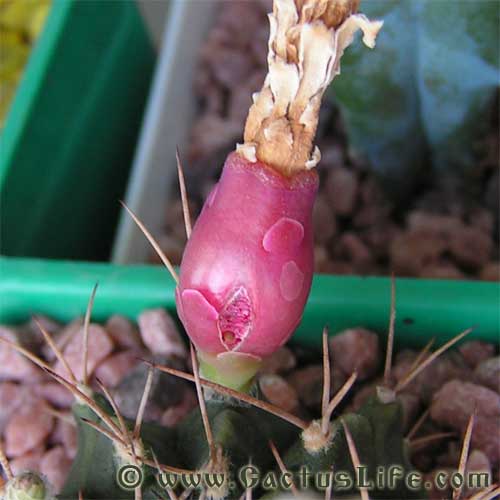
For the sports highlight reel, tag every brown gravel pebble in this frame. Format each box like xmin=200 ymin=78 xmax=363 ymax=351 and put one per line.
xmin=325 ymin=166 xmax=358 ymax=216
xmin=393 ymin=351 xmax=472 ymax=403
xmin=474 ymin=356 xmax=500 ymax=393
xmin=430 ymin=379 xmax=500 ymax=464
xmin=40 ymin=445 xmax=73 ymax=493
xmin=390 ymin=230 xmax=447 ymax=276
xmin=312 ymin=195 xmax=337 ymax=244
xmin=335 ymin=233 xmax=373 ymax=270
xmin=259 ymin=374 xmax=299 ymax=413
xmin=464 ymin=449 xmax=492 ymax=496
xmin=459 ymin=341 xmax=496 ymax=369
xmin=287 ymin=365 xmax=323 ymax=408
xmin=5 ymin=399 xmax=54 ymax=457
xmin=449 ymin=226 xmax=494 ymax=269
xmin=480 ymin=261 xmax=500 ymax=281
xmin=329 ymin=328 xmax=380 ymax=380
xmin=105 ymin=315 xmax=143 ymax=350
xmin=138 ymin=308 xmax=187 ymax=359
xmin=258 ymin=346 xmax=296 ymax=375
xmin=53 ymin=324 xmax=114 ymax=382
xmin=94 ymin=349 xmax=142 ymax=388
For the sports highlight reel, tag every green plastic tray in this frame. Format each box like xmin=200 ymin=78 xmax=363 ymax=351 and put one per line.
xmin=1 ymin=256 xmax=498 ymax=349
xmin=0 ymin=0 xmax=155 ymax=261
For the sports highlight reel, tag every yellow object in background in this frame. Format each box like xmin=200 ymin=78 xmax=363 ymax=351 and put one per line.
xmin=0 ymin=0 xmax=51 ymax=127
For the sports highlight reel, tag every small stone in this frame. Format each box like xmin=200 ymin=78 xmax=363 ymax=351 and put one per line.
xmin=0 ymin=382 xmax=26 ymax=433
xmin=211 ymin=47 xmax=254 ymax=89
xmin=259 ymin=374 xmax=299 ymax=413
xmin=259 ymin=346 xmax=296 ymax=375
xmin=113 ymin=355 xmax=187 ymax=422
xmin=458 ymin=341 xmax=495 ymax=369
xmin=189 ymin=114 xmax=241 ymax=159
xmin=287 ymin=365 xmax=323 ymax=408
xmin=407 ymin=211 xmax=463 ymax=238
xmin=393 ymin=351 xmax=472 ymax=403
xmin=336 ymin=233 xmax=373 ymax=269
xmin=94 ymin=350 xmax=142 ymax=388
xmin=329 ymin=328 xmax=380 ymax=381
xmin=161 ymin=389 xmax=198 ymax=428
xmin=390 ymin=230 xmax=447 ymax=276
xmin=9 ymin=446 xmax=45 ymax=475
xmin=105 ymin=315 xmax=143 ymax=350
xmin=468 ymin=209 xmax=494 ymax=235
xmin=36 ymin=382 xmax=73 ymax=408
xmin=312 ymin=195 xmax=337 ymax=244
xmin=0 ymin=326 xmax=43 ymax=382
xmin=430 ymin=379 xmax=500 ymax=464
xmin=449 ymin=226 xmax=493 ymax=269
xmin=360 ymin=223 xmax=400 ymax=259
xmin=419 ymin=261 xmax=466 ymax=280
xmin=5 ymin=399 xmax=54 ymax=457
xmin=479 ymin=261 xmax=500 ymax=281
xmin=40 ymin=446 xmax=73 ymax=493
xmin=42 ymin=318 xmax=82 ymax=361
xmin=53 ymin=324 xmax=114 ymax=381
xmin=314 ymin=246 xmax=333 ymax=274
xmin=138 ymin=308 xmax=187 ymax=359
xmin=474 ymin=356 xmax=500 ymax=393
xmin=465 ymin=449 xmax=491 ymax=494
xmin=325 ymin=166 xmax=358 ymax=216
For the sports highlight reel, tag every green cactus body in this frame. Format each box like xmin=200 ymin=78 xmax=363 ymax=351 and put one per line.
xmin=59 ymin=394 xmax=179 ymax=500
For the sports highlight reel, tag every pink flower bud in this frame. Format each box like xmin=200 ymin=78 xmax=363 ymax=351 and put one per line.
xmin=176 ymin=152 xmax=318 ymax=360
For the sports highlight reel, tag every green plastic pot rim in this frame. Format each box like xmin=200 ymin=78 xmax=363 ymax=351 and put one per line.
xmin=0 ymin=256 xmax=498 ymax=350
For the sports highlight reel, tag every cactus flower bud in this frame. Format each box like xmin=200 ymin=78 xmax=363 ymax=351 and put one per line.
xmin=175 ymin=0 xmax=382 ymax=389
xmin=176 ymin=153 xmax=318 ymax=384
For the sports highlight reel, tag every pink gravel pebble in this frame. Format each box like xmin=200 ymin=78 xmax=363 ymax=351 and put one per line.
xmin=329 ymin=328 xmax=380 ymax=380
xmin=53 ymin=324 xmax=114 ymax=381
xmin=9 ymin=445 xmax=45 ymax=475
xmin=259 ymin=374 xmax=299 ymax=413
xmin=105 ymin=315 xmax=143 ymax=350
xmin=43 ymin=318 xmax=82 ymax=361
xmin=458 ymin=341 xmax=495 ymax=369
xmin=0 ymin=382 xmax=27 ymax=432
xmin=94 ymin=350 xmax=142 ymax=388
xmin=259 ymin=346 xmax=296 ymax=374
xmin=50 ymin=419 xmax=78 ymax=460
xmin=138 ymin=309 xmax=187 ymax=358
xmin=474 ymin=356 xmax=500 ymax=393
xmin=430 ymin=379 xmax=500 ymax=464
xmin=5 ymin=399 xmax=54 ymax=457
xmin=0 ymin=327 xmax=43 ymax=382
xmin=40 ymin=446 xmax=73 ymax=493
xmin=37 ymin=382 xmax=74 ymax=408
